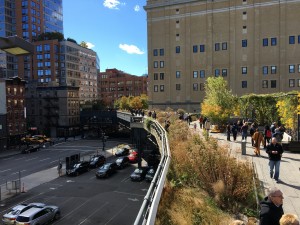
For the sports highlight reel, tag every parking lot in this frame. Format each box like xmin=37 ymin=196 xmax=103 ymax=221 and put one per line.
xmin=0 ymin=139 xmax=152 ymax=225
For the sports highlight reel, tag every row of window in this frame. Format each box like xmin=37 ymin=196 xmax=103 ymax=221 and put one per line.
xmin=153 ymin=83 xmax=205 ymax=92
xmin=154 ymin=79 xmax=299 ymax=92
xmin=166 ymin=35 xmax=300 ymax=55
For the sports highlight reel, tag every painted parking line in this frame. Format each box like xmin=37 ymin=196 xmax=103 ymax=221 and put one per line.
xmin=25 ymin=157 xmax=39 ymax=162
xmin=0 ymin=169 xmax=12 ymax=173
xmin=39 ymin=158 xmax=51 ymax=162
xmin=78 ymin=202 xmax=109 ymax=225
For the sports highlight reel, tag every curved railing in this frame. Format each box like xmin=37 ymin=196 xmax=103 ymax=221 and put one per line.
xmin=134 ymin=119 xmax=171 ymax=225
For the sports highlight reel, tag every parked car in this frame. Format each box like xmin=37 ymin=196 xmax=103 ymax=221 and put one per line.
xmin=66 ymin=161 xmax=90 ymax=176
xmin=2 ymin=203 xmax=45 ymax=225
xmin=115 ymin=147 xmax=130 ymax=157
xmin=89 ymin=155 xmax=106 ymax=168
xmin=115 ymin=156 xmax=130 ymax=169
xmin=95 ymin=162 xmax=117 ymax=178
xmin=115 ymin=148 xmax=129 ymax=157
xmin=130 ymin=167 xmax=148 ymax=181
xmin=128 ymin=151 xmax=139 ymax=163
xmin=145 ymin=167 xmax=156 ymax=182
xmin=15 ymin=205 xmax=60 ymax=225
xmin=21 ymin=145 xmax=40 ymax=154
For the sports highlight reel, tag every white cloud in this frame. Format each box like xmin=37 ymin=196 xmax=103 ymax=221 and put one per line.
xmin=86 ymin=42 xmax=95 ymax=49
xmin=103 ymin=0 xmax=121 ymax=9
xmin=134 ymin=5 xmax=140 ymax=12
xmin=119 ymin=44 xmax=144 ymax=55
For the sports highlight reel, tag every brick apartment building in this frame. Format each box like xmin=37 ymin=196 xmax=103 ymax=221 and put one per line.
xmin=98 ymin=69 xmax=148 ymax=107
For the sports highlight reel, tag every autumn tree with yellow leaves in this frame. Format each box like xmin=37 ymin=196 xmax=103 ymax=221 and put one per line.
xmin=201 ymin=77 xmax=237 ymax=125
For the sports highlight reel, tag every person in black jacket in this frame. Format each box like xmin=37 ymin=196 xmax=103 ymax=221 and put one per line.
xmin=259 ymin=187 xmax=284 ymax=225
xmin=266 ymin=137 xmax=284 ymax=183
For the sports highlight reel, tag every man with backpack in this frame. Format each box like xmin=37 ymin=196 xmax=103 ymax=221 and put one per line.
xmin=231 ymin=123 xmax=238 ymax=141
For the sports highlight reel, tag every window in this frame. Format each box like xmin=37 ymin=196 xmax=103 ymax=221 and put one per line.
xmin=160 ymin=49 xmax=164 ymax=56
xmin=38 ymin=70 xmax=43 ymax=76
xmin=271 ymin=66 xmax=277 ymax=74
xmin=222 ymin=69 xmax=227 ymax=77
xmin=298 ymin=64 xmax=300 ymax=73
xmin=176 ymin=71 xmax=181 ymax=78
xmin=199 ymin=45 xmax=205 ymax=52
xmin=289 ymin=36 xmax=295 ymax=44
xmin=298 ymin=79 xmax=300 ymax=87
xmin=215 ymin=69 xmax=220 ymax=77
xmin=242 ymin=39 xmax=247 ymax=47
xmin=289 ymin=65 xmax=295 ymax=73
xmin=176 ymin=84 xmax=181 ymax=90
xmin=298 ymin=35 xmax=300 ymax=44
xmin=289 ymin=79 xmax=295 ymax=87
xmin=222 ymin=42 xmax=227 ymax=50
xmin=153 ymin=49 xmax=158 ymax=56
xmin=37 ymin=62 xmax=43 ymax=67
xmin=193 ymin=83 xmax=198 ymax=91
xmin=263 ymin=38 xmax=268 ymax=46
xmin=215 ymin=43 xmax=220 ymax=51
xmin=271 ymin=37 xmax=277 ymax=46
xmin=242 ymin=67 xmax=247 ymax=74
xmin=160 ymin=85 xmax=164 ymax=92
xmin=263 ymin=66 xmax=268 ymax=75
xmin=36 ymin=45 xmax=42 ymax=52
xmin=242 ymin=81 xmax=247 ymax=88
xmin=200 ymin=70 xmax=205 ymax=78
xmin=154 ymin=73 xmax=158 ymax=80
xmin=271 ymin=80 xmax=277 ymax=88
xmin=44 ymin=44 xmax=50 ymax=51
xmin=154 ymin=85 xmax=158 ymax=92
xmin=44 ymin=54 xmax=50 ymax=59
xmin=262 ymin=80 xmax=268 ymax=88
xmin=200 ymin=83 xmax=205 ymax=91
xmin=45 ymin=62 xmax=51 ymax=67
xmin=160 ymin=61 xmax=164 ymax=68
xmin=160 ymin=73 xmax=164 ymax=80
xmin=176 ymin=46 xmax=180 ymax=53
xmin=193 ymin=71 xmax=198 ymax=78
xmin=193 ymin=45 xmax=198 ymax=53
xmin=154 ymin=61 xmax=158 ymax=68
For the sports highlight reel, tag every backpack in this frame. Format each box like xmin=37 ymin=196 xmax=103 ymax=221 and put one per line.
xmin=266 ymin=129 xmax=272 ymax=138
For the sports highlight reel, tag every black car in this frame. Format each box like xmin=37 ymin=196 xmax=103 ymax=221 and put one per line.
xmin=115 ymin=156 xmax=130 ymax=169
xmin=89 ymin=155 xmax=106 ymax=168
xmin=145 ymin=167 xmax=156 ymax=182
xmin=66 ymin=161 xmax=90 ymax=176
xmin=115 ymin=147 xmax=130 ymax=157
xmin=130 ymin=167 xmax=148 ymax=181
xmin=21 ymin=144 xmax=40 ymax=154
xmin=95 ymin=162 xmax=117 ymax=178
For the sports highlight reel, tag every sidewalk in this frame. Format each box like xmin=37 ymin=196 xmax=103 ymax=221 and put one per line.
xmin=191 ymin=122 xmax=300 ymax=218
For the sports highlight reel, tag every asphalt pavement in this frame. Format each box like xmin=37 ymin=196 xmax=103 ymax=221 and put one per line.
xmin=190 ymin=122 xmax=300 ymax=219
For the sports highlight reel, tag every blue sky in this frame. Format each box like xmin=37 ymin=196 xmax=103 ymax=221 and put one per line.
xmin=63 ymin=0 xmax=147 ymax=76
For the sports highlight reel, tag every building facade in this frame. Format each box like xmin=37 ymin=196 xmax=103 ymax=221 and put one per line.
xmin=0 ymin=0 xmax=63 ymax=79
xmin=25 ymin=83 xmax=80 ymax=138
xmin=0 ymin=77 xmax=26 ymax=149
xmin=60 ymin=40 xmax=100 ymax=104
xmin=98 ymin=68 xmax=148 ymax=107
xmin=144 ymin=0 xmax=300 ymax=112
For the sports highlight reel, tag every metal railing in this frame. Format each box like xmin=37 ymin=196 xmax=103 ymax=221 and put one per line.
xmin=134 ymin=119 xmax=171 ymax=225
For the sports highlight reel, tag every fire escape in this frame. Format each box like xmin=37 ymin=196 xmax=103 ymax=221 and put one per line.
xmin=43 ymin=95 xmax=59 ymax=128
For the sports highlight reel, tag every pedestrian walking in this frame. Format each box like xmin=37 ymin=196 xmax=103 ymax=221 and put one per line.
xmin=241 ymin=122 xmax=249 ymax=141
xmin=249 ymin=123 xmax=256 ymax=146
xmin=280 ymin=214 xmax=299 ymax=225
xmin=252 ymin=128 xmax=264 ymax=156
xmin=199 ymin=115 xmax=204 ymax=129
xmin=266 ymin=137 xmax=284 ymax=183
xmin=231 ymin=123 xmax=238 ymax=141
xmin=226 ymin=123 xmax=231 ymax=141
xmin=57 ymin=162 xmax=62 ymax=177
xmin=264 ymin=125 xmax=272 ymax=148
xmin=259 ymin=187 xmax=284 ymax=225
xmin=204 ymin=119 xmax=211 ymax=138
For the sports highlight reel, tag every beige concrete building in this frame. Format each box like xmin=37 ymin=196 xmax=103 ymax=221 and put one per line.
xmin=144 ymin=0 xmax=300 ymax=112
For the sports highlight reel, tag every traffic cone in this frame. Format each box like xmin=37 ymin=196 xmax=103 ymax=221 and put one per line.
xmin=21 ymin=183 xmax=26 ymax=193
